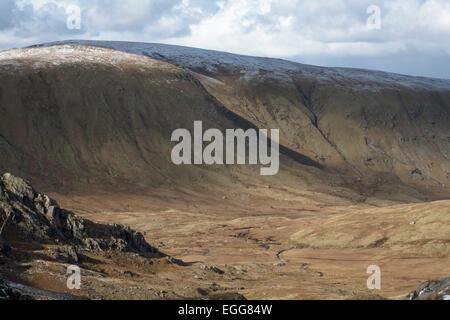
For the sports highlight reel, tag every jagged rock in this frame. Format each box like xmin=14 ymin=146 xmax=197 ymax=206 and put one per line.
xmin=0 ymin=173 xmax=160 ymax=255
xmin=119 ymin=270 xmax=136 ymax=277
xmin=0 ymin=238 xmax=11 ymax=256
xmin=405 ymin=278 xmax=450 ymax=300
xmin=208 ymin=292 xmax=247 ymax=300
xmin=201 ymin=265 xmax=225 ymax=275
xmin=0 ymin=279 xmax=32 ymax=300
xmin=50 ymin=246 xmax=79 ymax=264
xmin=209 ymin=282 xmax=220 ymax=292
xmin=166 ymin=256 xmax=187 ymax=266
xmin=155 ymin=290 xmax=168 ymax=298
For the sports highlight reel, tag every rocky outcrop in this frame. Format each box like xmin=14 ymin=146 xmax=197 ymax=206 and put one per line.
xmin=0 ymin=279 xmax=32 ymax=300
xmin=0 ymin=237 xmax=11 ymax=257
xmin=0 ymin=173 xmax=160 ymax=255
xmin=405 ymin=278 xmax=450 ymax=300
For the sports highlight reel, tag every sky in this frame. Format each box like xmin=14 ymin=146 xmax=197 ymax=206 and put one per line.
xmin=0 ymin=0 xmax=449 ymax=79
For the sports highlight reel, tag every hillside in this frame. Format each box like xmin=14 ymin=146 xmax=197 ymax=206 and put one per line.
xmin=33 ymin=41 xmax=450 ymax=200
xmin=0 ymin=45 xmax=335 ymax=193
xmin=0 ymin=41 xmax=449 ymax=300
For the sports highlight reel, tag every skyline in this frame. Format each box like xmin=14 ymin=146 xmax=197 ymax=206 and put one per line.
xmin=1 ymin=0 xmax=449 ymax=79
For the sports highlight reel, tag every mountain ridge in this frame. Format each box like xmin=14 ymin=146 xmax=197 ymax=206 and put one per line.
xmin=30 ymin=40 xmax=450 ymax=89
xmin=0 ymin=41 xmax=448 ymax=300
xmin=0 ymin=41 xmax=449 ymax=199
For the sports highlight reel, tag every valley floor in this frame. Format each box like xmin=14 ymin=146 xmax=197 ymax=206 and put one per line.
xmin=39 ymin=183 xmax=449 ymax=300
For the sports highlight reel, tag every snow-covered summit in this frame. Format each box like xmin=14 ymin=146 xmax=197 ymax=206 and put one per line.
xmin=0 ymin=45 xmax=173 ymax=72
xmin=22 ymin=40 xmax=450 ymax=91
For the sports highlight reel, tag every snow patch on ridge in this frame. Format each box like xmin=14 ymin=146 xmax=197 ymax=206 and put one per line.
xmin=38 ymin=40 xmax=450 ymax=91
xmin=0 ymin=45 xmax=175 ymax=73
xmin=2 ymin=40 xmax=450 ymax=91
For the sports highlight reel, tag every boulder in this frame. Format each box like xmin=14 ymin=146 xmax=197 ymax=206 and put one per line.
xmin=405 ymin=278 xmax=450 ymax=300
xmin=50 ymin=246 xmax=79 ymax=264
xmin=0 ymin=279 xmax=32 ymax=300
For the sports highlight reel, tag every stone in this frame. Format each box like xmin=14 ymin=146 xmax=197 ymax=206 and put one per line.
xmin=405 ymin=278 xmax=450 ymax=300
xmin=0 ymin=173 xmax=162 ymax=256
xmin=0 ymin=279 xmax=32 ymax=300
xmin=201 ymin=265 xmax=225 ymax=275
xmin=50 ymin=246 xmax=79 ymax=264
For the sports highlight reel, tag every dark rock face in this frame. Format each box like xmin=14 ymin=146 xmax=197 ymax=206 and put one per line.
xmin=49 ymin=246 xmax=79 ymax=264
xmin=201 ymin=265 xmax=225 ymax=275
xmin=0 ymin=173 xmax=160 ymax=255
xmin=405 ymin=278 xmax=450 ymax=300
xmin=0 ymin=279 xmax=32 ymax=300
xmin=44 ymin=41 xmax=450 ymax=193
xmin=0 ymin=237 xmax=11 ymax=256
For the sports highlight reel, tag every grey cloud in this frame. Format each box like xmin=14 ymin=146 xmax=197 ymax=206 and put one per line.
xmin=1 ymin=0 xmax=217 ymax=41
xmin=0 ymin=0 xmax=18 ymax=30
xmin=0 ymin=0 xmax=448 ymax=79
xmin=15 ymin=3 xmax=81 ymax=37
xmin=79 ymin=0 xmax=220 ymax=37
xmin=1 ymin=1 xmax=85 ymax=39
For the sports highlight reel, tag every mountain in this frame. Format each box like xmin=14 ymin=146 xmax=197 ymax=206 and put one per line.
xmin=0 ymin=41 xmax=449 ymax=300
xmin=0 ymin=44 xmax=332 ymax=193
xmin=33 ymin=40 xmax=450 ymax=199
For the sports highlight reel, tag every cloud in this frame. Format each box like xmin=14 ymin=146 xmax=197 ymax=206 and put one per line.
xmin=0 ymin=0 xmax=16 ymax=29
xmin=171 ymin=0 xmax=450 ymax=57
xmin=0 ymin=0 xmax=449 ymax=78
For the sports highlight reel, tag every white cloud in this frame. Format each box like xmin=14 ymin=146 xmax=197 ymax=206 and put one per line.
xmin=169 ymin=0 xmax=449 ymax=58
xmin=1 ymin=0 xmax=449 ymax=78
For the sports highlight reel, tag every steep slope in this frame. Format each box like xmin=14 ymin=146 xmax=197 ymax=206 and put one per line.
xmin=0 ymin=172 xmax=158 ymax=253
xmin=0 ymin=45 xmax=342 ymax=196
xmin=38 ymin=40 xmax=450 ymax=199
xmin=0 ymin=45 xmax=219 ymax=190
xmin=0 ymin=172 xmax=210 ymax=300
xmin=0 ymin=42 xmax=448 ymax=300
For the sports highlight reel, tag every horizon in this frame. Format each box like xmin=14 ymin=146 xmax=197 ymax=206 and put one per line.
xmin=0 ymin=0 xmax=449 ymax=304
xmin=4 ymin=38 xmax=450 ymax=82
xmin=0 ymin=1 xmax=449 ymax=79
